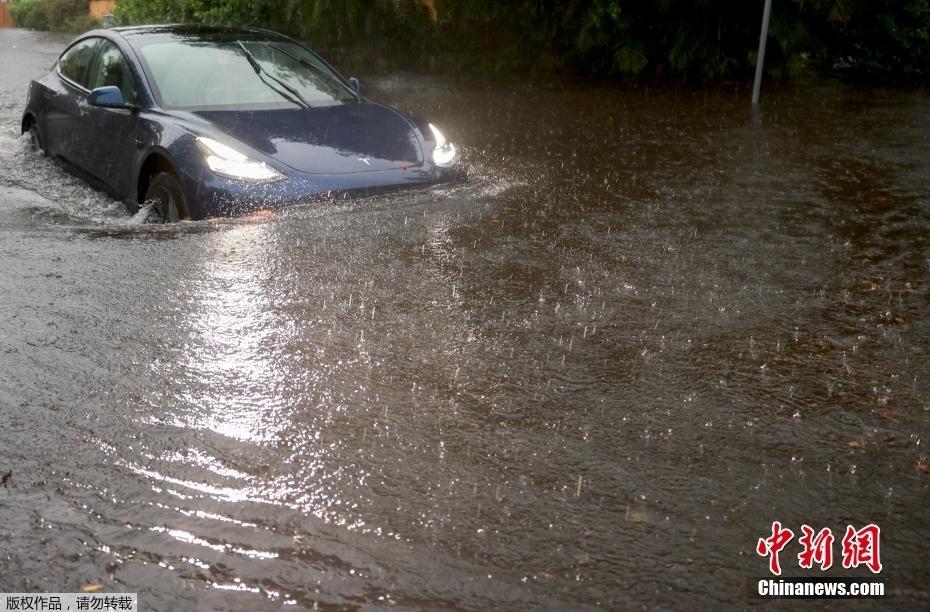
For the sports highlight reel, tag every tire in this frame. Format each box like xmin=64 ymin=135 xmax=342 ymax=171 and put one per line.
xmin=28 ymin=123 xmax=45 ymax=156
xmin=143 ymin=172 xmax=189 ymax=223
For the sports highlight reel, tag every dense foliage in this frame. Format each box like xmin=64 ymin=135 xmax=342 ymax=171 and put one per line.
xmin=12 ymin=0 xmax=930 ymax=82
xmin=9 ymin=0 xmax=97 ymax=32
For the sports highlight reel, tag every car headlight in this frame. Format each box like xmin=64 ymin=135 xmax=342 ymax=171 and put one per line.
xmin=196 ymin=137 xmax=284 ymax=182
xmin=428 ymin=123 xmax=457 ymax=166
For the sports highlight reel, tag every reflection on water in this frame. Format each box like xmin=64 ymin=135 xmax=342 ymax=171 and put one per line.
xmin=1 ymin=28 xmax=929 ymax=611
xmin=176 ymin=222 xmax=287 ymax=443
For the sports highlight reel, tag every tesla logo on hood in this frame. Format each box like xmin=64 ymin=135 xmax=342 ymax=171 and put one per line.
xmin=357 ymin=157 xmax=371 ymax=166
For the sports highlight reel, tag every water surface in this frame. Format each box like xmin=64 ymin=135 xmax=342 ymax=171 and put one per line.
xmin=1 ymin=28 xmax=929 ymax=610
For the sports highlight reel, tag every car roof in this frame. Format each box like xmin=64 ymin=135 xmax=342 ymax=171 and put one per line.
xmin=111 ymin=23 xmax=291 ymax=42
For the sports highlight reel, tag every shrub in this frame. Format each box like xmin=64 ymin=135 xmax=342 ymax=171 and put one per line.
xmin=10 ymin=0 xmax=49 ymax=30
xmin=10 ymin=0 xmax=99 ymax=32
xmin=109 ymin=0 xmax=930 ymax=82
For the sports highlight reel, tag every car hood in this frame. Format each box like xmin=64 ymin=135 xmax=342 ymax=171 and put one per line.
xmin=191 ymin=102 xmax=424 ymax=175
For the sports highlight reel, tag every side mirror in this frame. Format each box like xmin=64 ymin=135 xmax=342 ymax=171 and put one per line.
xmin=348 ymin=77 xmax=366 ymax=96
xmin=88 ymin=86 xmax=126 ymax=108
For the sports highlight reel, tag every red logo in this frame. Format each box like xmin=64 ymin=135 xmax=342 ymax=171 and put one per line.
xmin=757 ymin=522 xmax=881 ymax=575
xmin=756 ymin=521 xmax=794 ymax=575
xmin=841 ymin=524 xmax=882 ymax=574
xmin=798 ymin=525 xmax=835 ymax=570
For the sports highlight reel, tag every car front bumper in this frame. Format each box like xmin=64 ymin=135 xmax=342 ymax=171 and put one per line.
xmin=181 ymin=163 xmax=467 ymax=219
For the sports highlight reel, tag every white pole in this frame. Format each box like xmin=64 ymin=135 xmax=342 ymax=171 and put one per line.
xmin=752 ymin=0 xmax=773 ymax=105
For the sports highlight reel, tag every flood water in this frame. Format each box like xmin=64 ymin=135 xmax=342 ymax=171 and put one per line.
xmin=1 ymin=28 xmax=929 ymax=610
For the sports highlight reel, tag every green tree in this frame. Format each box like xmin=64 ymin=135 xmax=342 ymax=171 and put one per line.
xmin=106 ymin=0 xmax=930 ymax=82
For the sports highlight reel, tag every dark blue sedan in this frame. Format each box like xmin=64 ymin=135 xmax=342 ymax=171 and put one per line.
xmin=21 ymin=25 xmax=465 ymax=221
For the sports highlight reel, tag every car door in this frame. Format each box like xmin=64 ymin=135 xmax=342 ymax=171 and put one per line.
xmin=44 ymin=37 xmax=100 ymax=167
xmin=83 ymin=39 xmax=143 ymax=196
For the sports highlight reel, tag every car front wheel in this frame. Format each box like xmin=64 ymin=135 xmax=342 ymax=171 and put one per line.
xmin=28 ymin=123 xmax=45 ymax=156
xmin=144 ymin=172 xmax=189 ymax=223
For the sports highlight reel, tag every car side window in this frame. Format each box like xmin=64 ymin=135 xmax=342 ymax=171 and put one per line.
xmin=88 ymin=40 xmax=140 ymax=105
xmin=58 ymin=38 xmax=99 ymax=88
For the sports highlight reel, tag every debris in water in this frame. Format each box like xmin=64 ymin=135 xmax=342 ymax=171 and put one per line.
xmin=627 ymin=509 xmax=654 ymax=524
xmin=883 ymin=435 xmax=910 ymax=448
xmin=537 ymin=571 xmax=556 ymax=579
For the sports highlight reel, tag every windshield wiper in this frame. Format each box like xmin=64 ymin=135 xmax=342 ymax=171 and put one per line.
xmin=235 ymin=40 xmax=311 ymax=109
xmin=264 ymin=42 xmax=360 ymax=101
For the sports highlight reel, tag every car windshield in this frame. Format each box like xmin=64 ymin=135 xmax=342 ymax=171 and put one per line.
xmin=136 ymin=38 xmax=357 ymax=110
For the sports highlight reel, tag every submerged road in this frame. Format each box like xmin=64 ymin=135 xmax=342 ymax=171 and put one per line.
xmin=1 ymin=28 xmax=929 ymax=610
